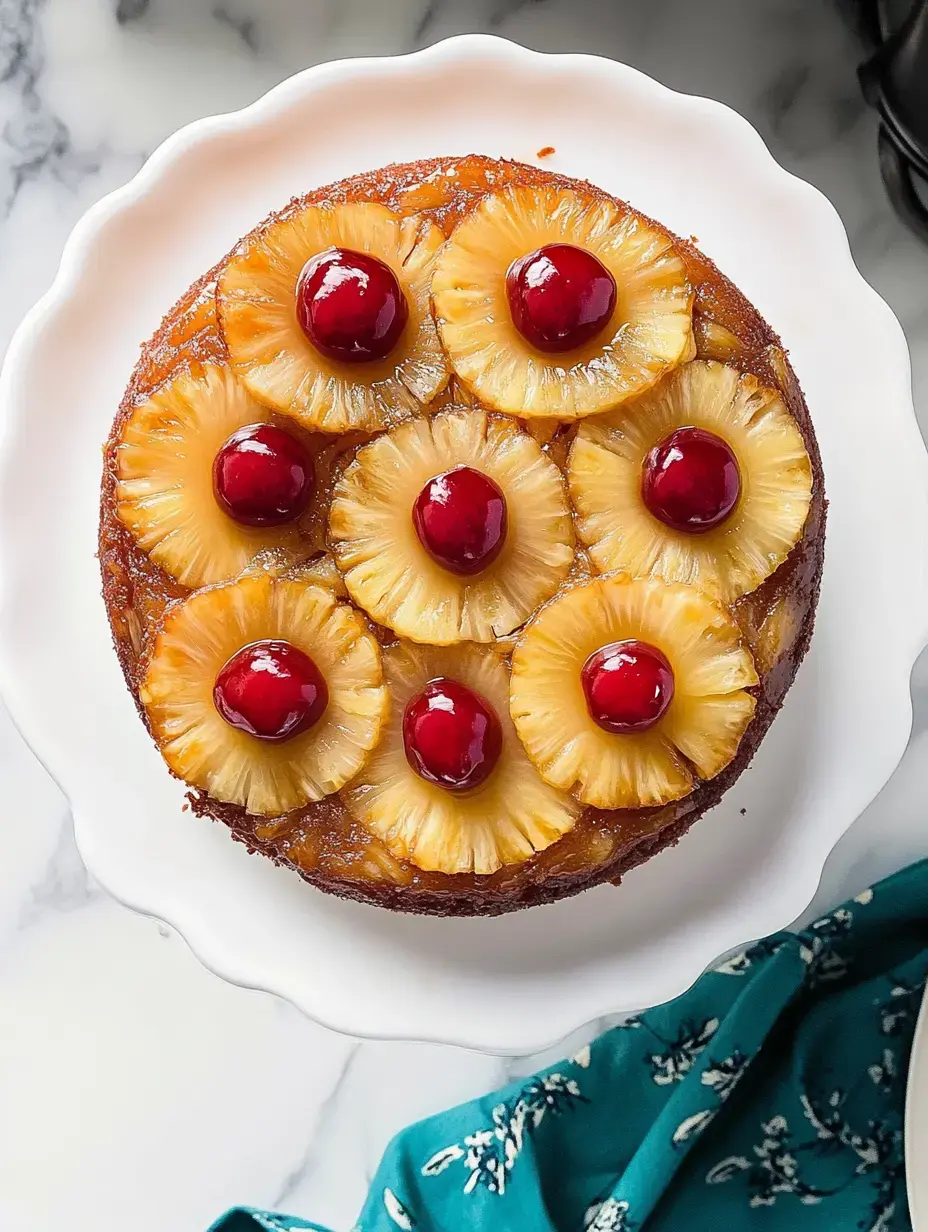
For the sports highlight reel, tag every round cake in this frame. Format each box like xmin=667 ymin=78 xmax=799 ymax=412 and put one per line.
xmin=99 ymin=154 xmax=825 ymax=916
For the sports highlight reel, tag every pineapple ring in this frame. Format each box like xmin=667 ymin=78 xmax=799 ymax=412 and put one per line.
xmin=342 ymin=642 xmax=580 ymax=876
xmin=510 ymin=574 xmax=759 ymax=809
xmin=329 ymin=409 xmax=575 ymax=644
xmin=217 ymin=202 xmax=450 ymax=433
xmin=569 ymin=360 xmax=814 ymax=604
xmin=115 ymin=364 xmax=314 ymax=589
xmin=431 ymin=184 xmax=694 ymax=419
xmin=140 ymin=574 xmax=388 ymax=816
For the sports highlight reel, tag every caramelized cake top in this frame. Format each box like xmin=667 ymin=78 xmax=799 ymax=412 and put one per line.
xmin=100 ymin=156 xmax=824 ymax=916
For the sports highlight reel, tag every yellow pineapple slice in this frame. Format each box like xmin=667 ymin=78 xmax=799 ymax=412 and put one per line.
xmin=329 ymin=409 xmax=574 ymax=644
xmin=290 ymin=553 xmax=349 ymax=597
xmin=569 ymin=360 xmax=813 ymax=603
xmin=140 ymin=574 xmax=387 ymax=815
xmin=116 ymin=363 xmax=314 ymax=588
xmin=431 ymin=184 xmax=694 ymax=419
xmin=510 ymin=574 xmax=758 ymax=809
xmin=343 ymin=642 xmax=579 ymax=875
xmin=217 ymin=202 xmax=449 ymax=432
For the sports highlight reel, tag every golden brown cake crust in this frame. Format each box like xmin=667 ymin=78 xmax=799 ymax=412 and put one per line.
xmin=99 ymin=155 xmax=826 ymax=916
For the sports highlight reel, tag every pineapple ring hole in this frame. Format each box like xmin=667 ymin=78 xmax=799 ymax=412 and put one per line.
xmin=294 ymin=246 xmax=409 ymax=364
xmin=411 ymin=465 xmax=509 ymax=577
xmin=505 ymin=243 xmax=617 ymax=354
xmin=581 ymin=640 xmax=675 ymax=735
xmin=213 ymin=640 xmax=329 ymax=743
xmin=212 ymin=422 xmax=315 ymax=528
xmin=402 ymin=677 xmax=503 ymax=793
xmin=641 ymin=426 xmax=742 ymax=535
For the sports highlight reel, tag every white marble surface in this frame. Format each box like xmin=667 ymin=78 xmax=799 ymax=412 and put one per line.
xmin=1 ymin=1 xmax=928 ymax=1229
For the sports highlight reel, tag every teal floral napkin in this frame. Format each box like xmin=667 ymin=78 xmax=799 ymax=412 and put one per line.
xmin=210 ymin=859 xmax=928 ymax=1231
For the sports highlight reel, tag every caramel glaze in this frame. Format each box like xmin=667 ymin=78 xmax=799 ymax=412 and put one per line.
xmin=99 ymin=155 xmax=826 ymax=916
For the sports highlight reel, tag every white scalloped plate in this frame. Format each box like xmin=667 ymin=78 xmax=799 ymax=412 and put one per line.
xmin=907 ymin=987 xmax=928 ymax=1229
xmin=1 ymin=36 xmax=926 ymax=1054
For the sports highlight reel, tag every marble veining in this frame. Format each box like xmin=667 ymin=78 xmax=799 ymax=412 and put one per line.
xmin=16 ymin=816 xmax=104 ymax=930
xmin=211 ymin=4 xmax=258 ymax=52
xmin=272 ymin=1044 xmax=364 ymax=1210
xmin=0 ymin=2 xmax=927 ymax=1230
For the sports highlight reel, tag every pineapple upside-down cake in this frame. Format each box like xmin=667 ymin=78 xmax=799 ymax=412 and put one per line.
xmin=99 ymin=156 xmax=824 ymax=915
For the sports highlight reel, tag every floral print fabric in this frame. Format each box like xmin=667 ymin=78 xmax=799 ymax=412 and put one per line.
xmin=211 ymin=861 xmax=928 ymax=1232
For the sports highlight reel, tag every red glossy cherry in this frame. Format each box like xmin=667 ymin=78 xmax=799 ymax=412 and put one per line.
xmin=213 ymin=423 xmax=314 ymax=527
xmin=642 ymin=426 xmax=741 ymax=534
xmin=412 ymin=466 xmax=508 ymax=576
xmin=295 ymin=246 xmax=408 ymax=363
xmin=214 ymin=640 xmax=328 ymax=743
xmin=403 ymin=678 xmax=503 ymax=792
xmin=506 ymin=243 xmax=616 ymax=353
xmin=581 ymin=640 xmax=675 ymax=735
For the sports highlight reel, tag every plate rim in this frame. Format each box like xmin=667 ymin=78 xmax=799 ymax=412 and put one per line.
xmin=1 ymin=33 xmax=927 ymax=1053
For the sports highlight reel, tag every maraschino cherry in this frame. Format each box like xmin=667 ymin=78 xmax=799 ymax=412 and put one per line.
xmin=642 ymin=426 xmax=741 ymax=534
xmin=213 ymin=423 xmax=314 ymax=527
xmin=581 ymin=640 xmax=674 ymax=735
xmin=506 ymin=243 xmax=616 ymax=353
xmin=214 ymin=640 xmax=328 ymax=742
xmin=403 ymin=678 xmax=503 ymax=792
xmin=296 ymin=247 xmax=408 ymax=363
xmin=412 ymin=466 xmax=508 ymax=576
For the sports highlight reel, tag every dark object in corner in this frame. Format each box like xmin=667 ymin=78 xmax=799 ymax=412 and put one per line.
xmin=859 ymin=0 xmax=928 ymax=242
xmin=116 ymin=0 xmax=150 ymax=24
